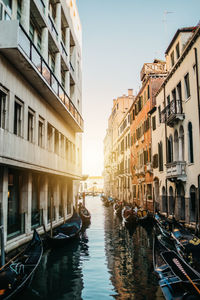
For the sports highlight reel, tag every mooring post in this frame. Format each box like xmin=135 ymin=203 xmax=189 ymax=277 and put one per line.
xmin=0 ymin=225 xmax=5 ymax=267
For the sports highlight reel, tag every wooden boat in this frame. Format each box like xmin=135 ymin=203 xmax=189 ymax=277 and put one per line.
xmin=46 ymin=211 xmax=82 ymax=247
xmin=122 ymin=206 xmax=138 ymax=225
xmin=171 ymin=227 xmax=200 ymax=271
xmin=137 ymin=209 xmax=153 ymax=226
xmin=0 ymin=229 xmax=42 ymax=299
xmin=153 ymin=234 xmax=200 ymax=300
xmin=113 ymin=202 xmax=122 ymax=218
xmin=79 ymin=205 xmax=91 ymax=224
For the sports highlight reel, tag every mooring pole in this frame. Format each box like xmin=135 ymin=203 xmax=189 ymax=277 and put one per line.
xmin=0 ymin=225 xmax=5 ymax=267
xmin=50 ymin=196 xmax=53 ymax=238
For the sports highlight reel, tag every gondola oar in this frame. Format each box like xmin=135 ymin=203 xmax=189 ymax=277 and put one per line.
xmin=161 ymin=250 xmax=200 ymax=282
xmin=172 ymin=258 xmax=200 ymax=295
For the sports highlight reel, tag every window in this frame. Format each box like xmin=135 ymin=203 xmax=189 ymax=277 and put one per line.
xmin=0 ymin=90 xmax=7 ymax=129
xmin=158 ymin=142 xmax=163 ymax=171
xmin=38 ymin=117 xmax=44 ymax=147
xmin=184 ymin=73 xmax=190 ymax=99
xmin=147 ymin=85 xmax=150 ymax=99
xmin=188 ymin=122 xmax=194 ymax=163
xmin=152 ymin=116 xmax=156 ymax=130
xmin=17 ymin=0 xmax=21 ymax=21
xmin=167 ymin=135 xmax=173 ymax=163
xmin=133 ymin=185 xmax=136 ymax=198
xmin=170 ymin=51 xmax=175 ymax=67
xmin=47 ymin=123 xmax=53 ymax=151
xmin=0 ymin=4 xmax=3 ymax=20
xmin=29 ymin=22 xmax=34 ymax=42
xmin=55 ymin=129 xmax=59 ymax=155
xmin=37 ymin=33 xmax=41 ymax=52
xmin=28 ymin=110 xmax=34 ymax=143
xmin=158 ymin=106 xmax=161 ymax=124
xmin=14 ymin=100 xmax=23 ymax=137
xmin=2 ymin=0 xmax=12 ymax=14
xmin=176 ymin=43 xmax=180 ymax=59
xmin=61 ymin=69 xmax=65 ymax=88
xmin=4 ymin=11 xmax=11 ymax=20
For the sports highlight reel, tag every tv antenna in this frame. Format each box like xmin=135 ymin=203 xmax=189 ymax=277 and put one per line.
xmin=163 ymin=11 xmax=174 ymax=36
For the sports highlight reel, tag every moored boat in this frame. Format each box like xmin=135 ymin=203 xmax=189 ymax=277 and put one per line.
xmin=0 ymin=229 xmax=43 ymax=299
xmin=122 ymin=205 xmax=138 ymax=225
xmin=79 ymin=204 xmax=91 ymax=224
xmin=46 ymin=211 xmax=82 ymax=247
xmin=137 ymin=209 xmax=153 ymax=226
xmin=113 ymin=202 xmax=122 ymax=218
xmin=153 ymin=234 xmax=200 ymax=300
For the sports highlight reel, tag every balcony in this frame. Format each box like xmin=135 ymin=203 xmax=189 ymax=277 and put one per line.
xmin=166 ymin=161 xmax=187 ymax=181
xmin=140 ymin=62 xmax=166 ymax=81
xmin=161 ymin=99 xmax=184 ymax=127
xmin=0 ymin=21 xmax=83 ymax=132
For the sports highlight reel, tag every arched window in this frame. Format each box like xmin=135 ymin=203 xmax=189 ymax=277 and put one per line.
xmin=162 ymin=186 xmax=167 ymax=213
xmin=167 ymin=135 xmax=173 ymax=163
xmin=190 ymin=185 xmax=196 ymax=222
xmin=174 ymin=130 xmax=179 ymax=161
xmin=169 ymin=186 xmax=174 ymax=215
xmin=188 ymin=122 xmax=194 ymax=163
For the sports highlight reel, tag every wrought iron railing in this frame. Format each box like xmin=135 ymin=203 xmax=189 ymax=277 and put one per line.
xmin=161 ymin=99 xmax=183 ymax=123
xmin=18 ymin=25 xmax=83 ymax=129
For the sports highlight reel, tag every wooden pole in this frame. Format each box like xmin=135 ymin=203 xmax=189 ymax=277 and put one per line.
xmin=0 ymin=225 xmax=5 ymax=267
xmin=50 ymin=196 xmax=53 ymax=238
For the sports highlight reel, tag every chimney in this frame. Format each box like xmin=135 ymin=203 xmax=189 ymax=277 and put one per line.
xmin=128 ymin=89 xmax=133 ymax=96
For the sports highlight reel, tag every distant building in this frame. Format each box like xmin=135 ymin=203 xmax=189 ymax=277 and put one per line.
xmin=80 ymin=176 xmax=104 ymax=193
xmin=0 ymin=0 xmax=83 ymax=251
xmin=103 ymin=89 xmax=135 ymax=199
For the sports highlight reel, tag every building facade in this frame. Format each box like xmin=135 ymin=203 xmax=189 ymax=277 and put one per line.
xmin=103 ymin=89 xmax=134 ymax=199
xmin=130 ymin=60 xmax=167 ymax=211
xmin=152 ymin=26 xmax=200 ymax=227
xmin=117 ymin=111 xmax=132 ymax=202
xmin=0 ymin=0 xmax=83 ymax=251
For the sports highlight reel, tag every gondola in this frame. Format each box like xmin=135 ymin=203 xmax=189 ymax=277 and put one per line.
xmin=46 ymin=211 xmax=82 ymax=247
xmin=78 ymin=204 xmax=91 ymax=224
xmin=121 ymin=205 xmax=138 ymax=225
xmin=153 ymin=234 xmax=200 ymax=300
xmin=171 ymin=226 xmax=200 ymax=271
xmin=113 ymin=202 xmax=122 ymax=218
xmin=137 ymin=209 xmax=153 ymax=226
xmin=0 ymin=229 xmax=42 ymax=299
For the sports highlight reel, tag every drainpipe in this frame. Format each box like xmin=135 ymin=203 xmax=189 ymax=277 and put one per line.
xmin=164 ymin=85 xmax=168 ymax=216
xmin=194 ymin=47 xmax=200 ymax=234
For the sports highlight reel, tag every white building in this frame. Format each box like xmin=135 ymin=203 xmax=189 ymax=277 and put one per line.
xmin=80 ymin=176 xmax=104 ymax=194
xmin=152 ymin=25 xmax=200 ymax=227
xmin=0 ymin=0 xmax=83 ymax=251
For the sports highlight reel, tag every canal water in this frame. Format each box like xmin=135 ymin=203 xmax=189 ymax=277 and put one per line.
xmin=18 ymin=195 xmax=164 ymax=300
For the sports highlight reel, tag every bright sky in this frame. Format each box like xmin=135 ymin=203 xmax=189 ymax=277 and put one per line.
xmin=76 ymin=0 xmax=200 ymax=177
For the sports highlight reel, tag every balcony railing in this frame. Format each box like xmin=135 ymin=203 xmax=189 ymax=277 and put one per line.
xmin=48 ymin=15 xmax=58 ymax=41
xmin=35 ymin=0 xmax=45 ymax=14
xmin=161 ymin=99 xmax=184 ymax=127
xmin=60 ymin=40 xmax=68 ymax=63
xmin=166 ymin=161 xmax=187 ymax=181
xmin=18 ymin=25 xmax=83 ymax=130
xmin=70 ymin=61 xmax=75 ymax=72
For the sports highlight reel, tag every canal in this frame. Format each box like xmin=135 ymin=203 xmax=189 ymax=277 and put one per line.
xmin=18 ymin=195 xmax=164 ymax=300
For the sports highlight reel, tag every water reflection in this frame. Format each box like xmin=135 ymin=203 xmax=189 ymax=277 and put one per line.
xmin=14 ymin=196 xmax=163 ymax=300
xmin=104 ymin=205 xmax=163 ymax=300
